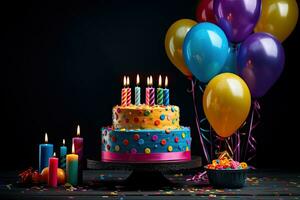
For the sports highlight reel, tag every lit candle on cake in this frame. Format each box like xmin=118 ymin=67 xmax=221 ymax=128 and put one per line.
xmin=39 ymin=133 xmax=54 ymax=173
xmin=135 ymin=74 xmax=141 ymax=106
xmin=157 ymin=75 xmax=163 ymax=105
xmin=126 ymin=76 xmax=131 ymax=106
xmin=66 ymin=143 xmax=78 ymax=186
xmin=121 ymin=76 xmax=127 ymax=107
xmin=145 ymin=76 xmax=150 ymax=105
xmin=48 ymin=152 xmax=58 ymax=188
xmin=149 ymin=76 xmax=155 ymax=106
xmin=72 ymin=125 xmax=83 ymax=183
xmin=163 ymin=76 xmax=170 ymax=105
xmin=60 ymin=139 xmax=67 ymax=171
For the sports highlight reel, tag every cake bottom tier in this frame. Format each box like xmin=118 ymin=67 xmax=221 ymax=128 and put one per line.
xmin=101 ymin=127 xmax=192 ymax=163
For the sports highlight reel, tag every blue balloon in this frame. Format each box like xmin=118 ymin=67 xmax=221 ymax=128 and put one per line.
xmin=183 ymin=22 xmax=229 ymax=82
xmin=221 ymin=43 xmax=239 ymax=74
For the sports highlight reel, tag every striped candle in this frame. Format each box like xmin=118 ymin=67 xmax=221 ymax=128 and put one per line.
xmin=121 ymin=76 xmax=127 ymax=106
xmin=126 ymin=76 xmax=131 ymax=106
xmin=145 ymin=77 xmax=150 ymax=105
xmin=135 ymin=74 xmax=141 ymax=106
xmin=149 ymin=76 xmax=155 ymax=106
xmin=163 ymin=76 xmax=170 ymax=105
xmin=156 ymin=75 xmax=163 ymax=105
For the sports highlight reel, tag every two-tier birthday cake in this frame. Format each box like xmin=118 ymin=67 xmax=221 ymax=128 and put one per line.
xmin=101 ymin=75 xmax=191 ymax=163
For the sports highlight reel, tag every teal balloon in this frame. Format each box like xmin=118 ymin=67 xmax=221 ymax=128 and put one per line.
xmin=222 ymin=43 xmax=238 ymax=74
xmin=183 ymin=22 xmax=229 ymax=82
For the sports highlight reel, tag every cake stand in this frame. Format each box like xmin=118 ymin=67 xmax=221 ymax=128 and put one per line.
xmin=87 ymin=156 xmax=202 ymax=188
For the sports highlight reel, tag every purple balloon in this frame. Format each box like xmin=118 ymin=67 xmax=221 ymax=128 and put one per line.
xmin=214 ymin=0 xmax=261 ymax=43
xmin=237 ymin=33 xmax=285 ymax=98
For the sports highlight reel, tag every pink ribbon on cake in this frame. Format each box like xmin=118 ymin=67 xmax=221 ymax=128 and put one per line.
xmin=102 ymin=151 xmax=191 ymax=163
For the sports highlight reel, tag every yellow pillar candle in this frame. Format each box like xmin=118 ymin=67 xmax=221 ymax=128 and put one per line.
xmin=66 ymin=143 xmax=78 ymax=186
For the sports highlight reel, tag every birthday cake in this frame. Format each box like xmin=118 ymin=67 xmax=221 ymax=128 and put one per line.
xmin=101 ymin=75 xmax=191 ymax=163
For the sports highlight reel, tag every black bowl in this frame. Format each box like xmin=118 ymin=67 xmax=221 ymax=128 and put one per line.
xmin=205 ymin=167 xmax=248 ymax=188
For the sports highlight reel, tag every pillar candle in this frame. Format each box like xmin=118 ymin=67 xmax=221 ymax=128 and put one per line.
xmin=135 ymin=74 xmax=141 ymax=106
xmin=121 ymin=76 xmax=127 ymax=106
xmin=145 ymin=76 xmax=150 ymax=105
xmin=156 ymin=75 xmax=164 ymax=105
xmin=48 ymin=152 xmax=58 ymax=187
xmin=39 ymin=133 xmax=53 ymax=173
xmin=126 ymin=76 xmax=131 ymax=106
xmin=72 ymin=125 xmax=83 ymax=183
xmin=66 ymin=143 xmax=78 ymax=186
xmin=149 ymin=76 xmax=155 ymax=106
xmin=163 ymin=76 xmax=170 ymax=105
xmin=60 ymin=139 xmax=67 ymax=171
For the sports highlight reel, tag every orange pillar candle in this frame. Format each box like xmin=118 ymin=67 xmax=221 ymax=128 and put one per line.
xmin=48 ymin=152 xmax=58 ymax=187
xmin=66 ymin=143 xmax=78 ymax=186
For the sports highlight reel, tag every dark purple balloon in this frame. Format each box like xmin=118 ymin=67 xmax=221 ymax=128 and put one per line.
xmin=214 ymin=0 xmax=261 ymax=43
xmin=237 ymin=33 xmax=285 ymax=98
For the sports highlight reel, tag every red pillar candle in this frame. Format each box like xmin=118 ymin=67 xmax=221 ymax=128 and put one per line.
xmin=48 ymin=152 xmax=58 ymax=187
xmin=126 ymin=76 xmax=131 ymax=106
xmin=72 ymin=125 xmax=83 ymax=183
xmin=149 ymin=76 xmax=155 ymax=106
xmin=145 ymin=76 xmax=150 ymax=105
xmin=121 ymin=76 xmax=127 ymax=106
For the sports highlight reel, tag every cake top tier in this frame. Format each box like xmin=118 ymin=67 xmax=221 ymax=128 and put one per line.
xmin=113 ymin=104 xmax=180 ymax=130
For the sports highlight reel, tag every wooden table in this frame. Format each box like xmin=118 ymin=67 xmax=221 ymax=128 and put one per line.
xmin=1 ymin=169 xmax=299 ymax=199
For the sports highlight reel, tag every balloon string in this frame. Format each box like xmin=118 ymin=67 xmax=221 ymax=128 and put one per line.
xmin=244 ymin=100 xmax=260 ymax=161
xmin=189 ymin=79 xmax=210 ymax=163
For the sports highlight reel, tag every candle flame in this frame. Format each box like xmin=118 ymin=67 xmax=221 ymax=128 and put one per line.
xmin=123 ymin=76 xmax=127 ymax=87
xmin=77 ymin=125 xmax=80 ymax=136
xmin=63 ymin=139 xmax=65 ymax=145
xmin=72 ymin=143 xmax=75 ymax=154
xmin=136 ymin=74 xmax=140 ymax=85
xmin=147 ymin=76 xmax=149 ymax=86
xmin=53 ymin=152 xmax=56 ymax=157
xmin=158 ymin=75 xmax=162 ymax=87
xmin=165 ymin=76 xmax=168 ymax=87
xmin=126 ymin=76 xmax=130 ymax=86
xmin=150 ymin=76 xmax=153 ymax=86
xmin=45 ymin=133 xmax=48 ymax=143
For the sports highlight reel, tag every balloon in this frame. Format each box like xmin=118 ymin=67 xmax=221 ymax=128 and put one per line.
xmin=183 ymin=22 xmax=229 ymax=83
xmin=254 ymin=0 xmax=299 ymax=42
xmin=196 ymin=0 xmax=217 ymax=23
xmin=237 ymin=32 xmax=285 ymax=98
xmin=165 ymin=19 xmax=197 ymax=77
xmin=221 ymin=43 xmax=238 ymax=74
xmin=214 ymin=0 xmax=261 ymax=43
xmin=203 ymin=73 xmax=251 ymax=138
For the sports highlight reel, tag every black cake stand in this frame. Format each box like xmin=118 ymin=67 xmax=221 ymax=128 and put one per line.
xmin=86 ymin=156 xmax=202 ymax=188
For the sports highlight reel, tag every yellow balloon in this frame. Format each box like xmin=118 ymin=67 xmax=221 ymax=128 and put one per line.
xmin=203 ymin=73 xmax=251 ymax=138
xmin=165 ymin=19 xmax=197 ymax=77
xmin=255 ymin=0 xmax=299 ymax=42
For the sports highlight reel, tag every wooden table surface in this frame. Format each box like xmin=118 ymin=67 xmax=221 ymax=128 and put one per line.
xmin=1 ymin=169 xmax=300 ymax=199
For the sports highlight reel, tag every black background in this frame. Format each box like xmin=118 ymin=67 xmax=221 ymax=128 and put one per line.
xmin=2 ymin=0 xmax=299 ymax=170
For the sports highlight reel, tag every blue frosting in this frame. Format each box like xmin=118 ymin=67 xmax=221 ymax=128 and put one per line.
xmin=101 ymin=127 xmax=191 ymax=154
